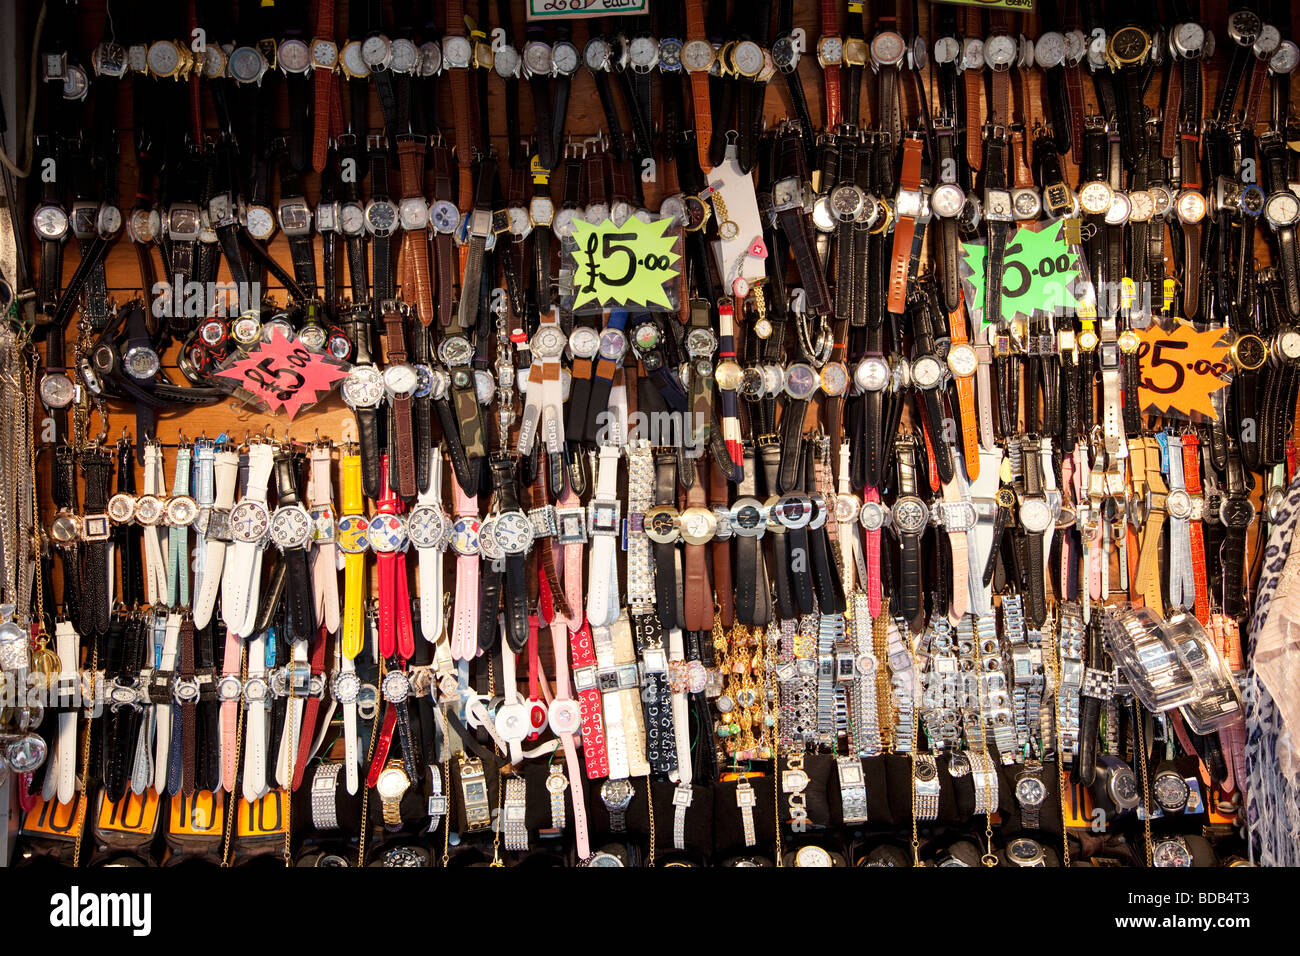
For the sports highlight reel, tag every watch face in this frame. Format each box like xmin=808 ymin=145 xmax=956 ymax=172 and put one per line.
xmin=1149 ymin=185 xmax=1173 ymax=217
xmin=107 ymin=493 xmax=137 ymax=523
xmin=312 ymin=39 xmax=338 ymax=67
xmin=1020 ymin=497 xmax=1054 ymax=533
xmin=391 ymin=38 xmax=419 ymax=73
xmin=365 ymin=200 xmax=398 ymax=236
xmin=829 ymin=184 xmax=864 ymax=221
xmin=961 ymin=37 xmax=984 ymax=70
xmin=429 ymin=200 xmax=459 ymax=234
xmin=443 ymin=35 xmax=472 ymax=69
xmin=1233 ymin=333 xmax=1268 ymax=370
xmin=228 ymin=500 xmax=270 ymax=543
xmin=1008 ymin=838 xmax=1044 ymax=865
xmin=1270 ymin=40 xmax=1299 ymax=74
xmin=448 ymin=516 xmax=481 ymax=556
xmin=1278 ymin=329 xmax=1300 ymax=360
xmin=270 ymin=505 xmax=311 ymax=549
xmin=1104 ymin=191 xmax=1132 ymax=226
xmin=34 ymin=205 xmax=69 ymax=239
xmin=1166 ymin=488 xmax=1192 ymax=519
xmin=1154 ymin=772 xmax=1189 ymax=810
xmin=531 ymin=325 xmax=567 ymax=359
xmin=1153 ymin=839 xmax=1192 ymax=868
xmin=1173 ymin=22 xmax=1204 ymax=57
xmin=340 ymin=202 xmax=366 ymax=235
xmin=598 ymin=328 xmax=627 ymax=360
xmin=817 ymin=36 xmax=843 ymax=64
xmin=859 ymin=501 xmax=886 ymax=531
xmin=984 ymin=189 xmax=1013 ymax=221
xmin=399 ymin=197 xmax=428 ymax=230
xmin=1015 ymin=775 xmax=1046 ymax=806
xmin=361 ymin=34 xmax=392 ymax=67
xmin=342 ymin=365 xmax=385 ymax=408
xmin=279 ymin=38 xmax=310 ymax=73
xmin=644 ymin=506 xmax=680 ymax=543
xmin=1035 ymin=31 xmax=1065 ymax=68
xmin=437 ymin=335 xmax=473 ymax=367
xmin=1128 ymin=190 xmax=1155 ymax=222
xmin=601 ymin=778 xmax=635 ymax=810
xmin=335 ymin=514 xmax=369 ymax=554
xmin=277 ymin=201 xmax=310 ymax=234
xmin=383 ymin=363 xmax=419 ymax=397
xmin=124 ymin=346 xmax=161 ymax=380
xmin=714 ymin=359 xmax=744 ymax=391
xmin=406 ymin=504 xmax=448 ymax=549
xmin=911 ymin=355 xmax=944 ymax=388
xmin=1266 ymin=190 xmax=1300 ymax=227
xmin=855 ymin=355 xmax=891 ymax=392
xmin=553 ymin=207 xmax=578 ymax=239
xmin=930 ymin=183 xmax=965 ymax=218
xmin=493 ymin=512 xmax=534 ymax=554
xmin=871 ymin=31 xmax=905 ymax=67
xmin=732 ymin=40 xmax=763 ymax=76
xmin=39 ymin=373 xmax=74 ymax=409
xmin=1109 ymin=26 xmax=1150 ymax=64
xmin=1078 ymin=181 xmax=1114 ymax=215
xmin=232 ymin=314 xmax=262 ymax=347
xmin=891 ymin=496 xmax=928 ymax=535
xmin=228 ymin=45 xmax=266 ymax=83
xmin=367 ymin=513 xmax=408 ymax=553
xmin=1013 ymin=188 xmax=1041 ymax=220
xmin=418 ymin=41 xmax=442 ymax=76
xmin=493 ymin=44 xmax=520 ymax=78
xmin=629 ymin=36 xmax=660 ymax=70
xmin=794 ymin=846 xmax=833 ymax=868
xmin=551 ymin=41 xmax=579 ymax=74
xmin=1253 ymin=24 xmax=1281 ymax=57
xmin=820 ymin=362 xmax=849 ymax=396
xmin=165 ymin=495 xmax=198 ymax=527
xmin=1221 ymin=497 xmax=1255 ymax=529
xmin=376 ymin=765 xmax=409 ymax=801
xmin=984 ymin=34 xmax=1016 ymax=67
xmin=947 ymin=343 xmax=978 ymax=378
xmin=659 ymin=38 xmax=683 ymax=70
xmin=783 ymin=363 xmax=819 ymax=400
xmin=245 ymin=204 xmax=276 ymax=239
xmin=146 ymin=40 xmax=180 ymax=75
xmin=1176 ymin=189 xmax=1207 ymax=224
xmin=339 ymin=40 xmax=368 ymax=76
xmin=682 ymin=39 xmax=714 ymax=72
xmin=568 ymin=325 xmax=601 ymax=359
xmin=584 ymin=37 xmax=610 ymax=71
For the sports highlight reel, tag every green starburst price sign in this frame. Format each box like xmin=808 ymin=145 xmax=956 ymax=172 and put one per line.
xmin=569 ymin=217 xmax=682 ymax=312
xmin=960 ymin=220 xmax=1087 ymax=329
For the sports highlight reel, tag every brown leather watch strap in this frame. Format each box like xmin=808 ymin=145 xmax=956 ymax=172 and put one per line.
xmin=964 ymin=70 xmax=983 ymax=171
xmin=432 ymin=145 xmax=456 ymax=326
xmin=709 ymin=459 xmax=734 ymax=629
xmin=1161 ymin=58 xmax=1183 ymax=158
xmin=311 ymin=0 xmax=337 ymax=173
xmin=397 ymin=139 xmax=436 ymax=326
xmin=682 ymin=461 xmax=713 ymax=632
xmin=384 ymin=311 xmax=417 ymax=496
xmin=1244 ymin=57 xmax=1271 ymax=130
xmin=886 ymin=138 xmax=924 ymax=314
xmin=447 ymin=0 xmax=473 ymax=208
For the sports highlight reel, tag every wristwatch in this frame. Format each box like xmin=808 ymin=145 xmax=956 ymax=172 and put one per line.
xmin=1014 ymin=759 xmax=1046 ymax=828
xmin=376 ymin=759 xmax=410 ymax=828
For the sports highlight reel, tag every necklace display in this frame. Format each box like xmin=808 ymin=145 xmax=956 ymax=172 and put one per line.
xmin=0 ymin=0 xmax=1294 ymax=874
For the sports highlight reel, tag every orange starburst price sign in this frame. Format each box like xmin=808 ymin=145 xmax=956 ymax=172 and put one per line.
xmin=1134 ymin=320 xmax=1232 ymax=421
xmin=214 ymin=328 xmax=349 ymax=420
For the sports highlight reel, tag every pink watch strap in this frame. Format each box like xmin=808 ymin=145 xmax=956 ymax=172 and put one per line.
xmin=450 ymin=474 xmax=479 ymax=661
xmin=942 ymin=479 xmax=969 ymax=622
xmin=308 ymin=447 xmax=340 ymax=634
xmin=864 ymin=486 xmax=883 ymax=619
xmin=220 ymin=629 xmax=242 ymax=792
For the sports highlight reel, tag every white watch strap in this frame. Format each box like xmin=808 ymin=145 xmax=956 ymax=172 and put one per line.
xmin=339 ymin=655 xmax=360 ymax=795
xmin=968 ymin=445 xmax=1005 ymax=617
xmin=309 ymin=445 xmax=340 ymax=634
xmin=613 ymin=614 xmax=649 ymax=777
xmin=141 ymin=443 xmax=168 ymax=606
xmin=223 ymin=444 xmax=274 ymax=634
xmin=53 ymin=620 xmax=79 ymax=804
xmin=151 ymin=613 xmax=181 ymax=793
xmin=417 ymin=453 xmax=446 ymax=644
xmin=195 ymin=449 xmax=240 ymax=629
xmin=586 ymin=444 xmax=622 ymax=627
xmin=243 ymin=634 xmax=268 ymax=802
xmin=592 ymin=623 xmax=629 ymax=779
xmin=667 ymin=626 xmax=692 ymax=785
xmin=275 ymin=639 xmax=310 ymax=787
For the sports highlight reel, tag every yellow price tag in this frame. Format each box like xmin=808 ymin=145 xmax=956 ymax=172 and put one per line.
xmin=97 ymin=789 xmax=161 ymax=836
xmin=570 ymin=217 xmax=682 ymax=311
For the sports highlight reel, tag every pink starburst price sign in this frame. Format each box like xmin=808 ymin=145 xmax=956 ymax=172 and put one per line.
xmin=214 ymin=328 xmax=349 ymax=419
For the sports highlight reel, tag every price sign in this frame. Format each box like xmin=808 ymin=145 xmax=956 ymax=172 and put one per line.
xmin=527 ymin=0 xmax=648 ymax=20
xmin=1134 ymin=321 xmax=1232 ymax=421
xmin=215 ymin=328 xmax=349 ymax=419
xmin=960 ymin=220 xmax=1086 ymax=329
xmin=568 ymin=216 xmax=682 ymax=312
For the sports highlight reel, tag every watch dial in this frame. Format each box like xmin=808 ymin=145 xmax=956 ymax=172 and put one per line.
xmin=732 ymin=40 xmax=762 ymax=75
xmin=34 ymin=206 xmax=68 ymax=238
xmin=551 ymin=42 xmax=579 ymax=74
xmin=399 ymin=197 xmax=428 ymax=230
xmin=931 ymin=183 xmax=965 ymax=218
xmin=911 ymin=355 xmax=944 ymax=388
xmin=818 ymin=36 xmax=843 ymax=63
xmin=820 ymin=362 xmax=849 ymax=396
xmin=1035 ymin=32 xmax=1065 ymax=67
xmin=682 ymin=39 xmax=714 ymax=72
xmin=1016 ymin=777 xmax=1046 ymax=805
xmin=1153 ymin=840 xmax=1192 ymax=867
xmin=1104 ymin=191 xmax=1132 ymax=225
xmin=856 ymin=356 xmax=891 ymax=392
xmin=961 ymin=37 xmax=984 ymax=69
xmin=383 ymin=364 xmax=419 ymax=396
xmin=279 ymin=39 xmax=310 ymax=72
xmin=494 ymin=45 xmax=520 ymax=78
xmin=1267 ymin=191 xmax=1300 ymax=226
xmin=406 ymin=505 xmax=447 ymax=549
xmin=860 ymin=501 xmax=886 ymax=531
xmin=312 ymin=39 xmax=338 ymax=66
xmin=1129 ymin=190 xmax=1155 ymax=222
xmin=361 ymin=35 xmax=391 ymax=66
xmin=1176 ymin=190 xmax=1207 ymax=223
xmin=784 ymin=363 xmax=819 ymax=399
xmin=228 ymin=46 xmax=265 ymax=82
xmin=947 ymin=344 xmax=978 ymax=377
xmin=985 ymin=34 xmax=1016 ymax=65
xmin=391 ymin=38 xmax=418 ymax=72
xmin=524 ymin=42 xmax=551 ymax=77
xmin=342 ymin=366 xmax=384 ymax=407
xmin=1110 ymin=27 xmax=1149 ymax=62
xmin=147 ymin=40 xmax=180 ymax=75
xmin=629 ymin=36 xmax=660 ymax=69
xmin=229 ymin=501 xmax=270 ymax=542
xmin=1020 ymin=498 xmax=1053 ymax=533
xmin=1079 ymin=181 xmax=1113 ymax=214
xmin=271 ymin=506 xmax=311 ymax=547
xmin=1175 ymin=22 xmax=1204 ymax=56
xmin=366 ymin=201 xmax=397 ymax=234
xmin=246 ymin=205 xmax=276 ymax=239
xmin=892 ymin=498 xmax=928 ymax=534
xmin=1253 ymin=24 xmax=1281 ymax=56
xmin=1270 ymin=40 xmax=1299 ymax=73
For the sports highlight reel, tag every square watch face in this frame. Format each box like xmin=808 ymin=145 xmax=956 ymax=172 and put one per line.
xmin=838 ymin=763 xmax=864 ymax=786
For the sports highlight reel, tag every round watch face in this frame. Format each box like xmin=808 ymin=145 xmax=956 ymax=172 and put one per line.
xmin=984 ymin=34 xmax=1017 ymax=67
xmin=856 ymin=355 xmax=892 ymax=392
xmin=732 ymin=40 xmax=763 ymax=76
xmin=339 ymin=40 xmax=368 ymax=76
xmin=583 ymin=38 xmax=609 ymax=71
xmin=5 ymin=735 xmax=46 ymax=773
xmin=947 ymin=343 xmax=978 ymax=378
xmin=1013 ymin=188 xmax=1042 ymax=220
xmin=714 ymin=360 xmax=744 ymax=390
xmin=39 ymin=373 xmax=74 ymax=409
xmin=1019 ymin=497 xmax=1054 ymax=533
xmin=1233 ymin=333 xmax=1268 ymax=370
xmin=279 ymin=38 xmax=311 ymax=73
xmin=1154 ymin=772 xmax=1189 ymax=810
xmin=34 ymin=205 xmax=69 ymax=239
xmin=961 ymin=37 xmax=984 ymax=70
xmin=568 ymin=326 xmax=601 ymax=359
xmin=1277 ymin=328 xmax=1300 ymax=360
xmin=418 ymin=41 xmax=442 ymax=76
xmin=1078 ymin=181 xmax=1114 ymax=215
xmin=658 ymin=37 xmax=683 ymax=71
xmin=383 ymin=363 xmax=419 ymax=397
xmin=107 ymin=493 xmax=137 ymax=523
xmin=871 ymin=31 xmax=905 ymax=67
xmin=165 ymin=495 xmax=199 ymax=527
xmin=1166 ymin=488 xmax=1192 ymax=519
xmin=598 ymin=328 xmax=627 ymax=360
xmin=429 ymin=200 xmax=459 ymax=234
xmin=443 ymin=36 xmax=472 ymax=69
xmin=531 ymin=325 xmax=567 ymax=359
xmin=1173 ymin=22 xmax=1205 ymax=57
xmin=335 ymin=514 xmax=370 ymax=554
xmin=820 ymin=361 xmax=849 ymax=396
xmin=1128 ymin=189 xmax=1155 ymax=222
xmin=232 ymin=314 xmax=262 ymax=348
xmin=859 ymin=500 xmax=887 ymax=531
xmin=783 ymin=363 xmax=819 ymax=400
xmin=830 ymin=184 xmax=864 ymax=221
xmin=553 ymin=208 xmax=578 ymax=239
xmin=682 ymin=39 xmax=714 ymax=72
xmin=507 ymin=206 xmax=531 ymax=237
xmin=601 ymin=778 xmax=634 ymax=811
xmin=376 ymin=766 xmax=409 ymax=802
xmin=147 ymin=40 xmax=180 ymax=75
xmin=891 ymin=497 xmax=928 ymax=535
xmin=124 ymin=346 xmax=161 ymax=380
xmin=312 ymin=39 xmax=338 ymax=67
xmin=399 ymin=197 xmax=428 ymax=230
xmin=203 ymin=45 xmax=228 ymax=78
xmin=1153 ymin=839 xmax=1192 ymax=867
xmin=1266 ymin=190 xmax=1300 ymax=228
xmin=228 ymin=500 xmax=270 ymax=543
xmin=493 ymin=512 xmax=534 ymax=554
xmin=245 ymin=204 xmax=276 ymax=240
xmin=1220 ymin=498 xmax=1255 ymax=528
xmin=365 ymin=200 xmax=398 ymax=236
xmin=361 ymin=34 xmax=392 ymax=67
xmin=390 ymin=38 xmax=419 ymax=73
xmin=685 ymin=327 xmax=717 ymax=358
xmin=930 ymin=182 xmax=965 ymax=219
xmin=1008 ymin=838 xmax=1044 ymax=865
xmin=1270 ymin=40 xmax=1299 ymax=74
xmin=934 ymin=35 xmax=960 ymax=65
xmin=644 ymin=506 xmax=680 ymax=544
xmin=342 ymin=365 xmax=384 ymax=408
xmin=1253 ymin=24 xmax=1281 ymax=57
xmin=1015 ymin=775 xmax=1046 ymax=806
xmin=270 ymin=505 xmax=312 ymax=549
xmin=367 ymin=513 xmax=408 ymax=553
xmin=551 ymin=41 xmax=579 ymax=74
xmin=1104 ymin=191 xmax=1132 ymax=226
xmin=548 ymin=698 xmax=581 ymax=735
xmin=1176 ymin=189 xmax=1207 ymax=224
xmin=406 ymin=504 xmax=447 ymax=549
xmin=794 ymin=846 xmax=833 ymax=868
xmin=729 ymin=498 xmax=766 ymax=537
xmin=228 ymin=45 xmax=266 ymax=83
xmin=437 ymin=335 xmax=473 ymax=367
xmin=1109 ymin=26 xmax=1150 ymax=64
xmin=1035 ymin=31 xmax=1065 ymax=68
xmin=911 ymin=355 xmax=944 ymax=388
xmin=339 ymin=202 xmax=366 ymax=235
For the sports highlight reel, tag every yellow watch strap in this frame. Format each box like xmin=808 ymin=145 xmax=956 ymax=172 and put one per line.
xmin=342 ymin=452 xmax=363 ymax=514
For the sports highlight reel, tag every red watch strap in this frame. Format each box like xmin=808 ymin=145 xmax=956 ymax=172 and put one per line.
xmin=291 ymin=627 xmax=330 ymax=790
xmin=366 ymin=704 xmax=398 ymax=789
xmin=569 ymin=621 xmax=609 ymax=778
